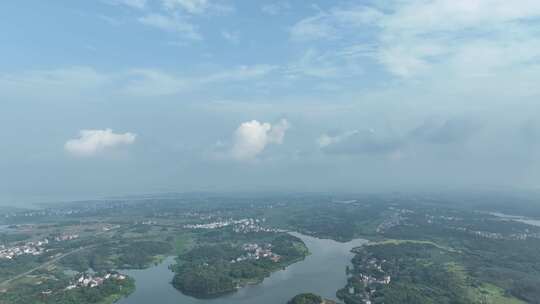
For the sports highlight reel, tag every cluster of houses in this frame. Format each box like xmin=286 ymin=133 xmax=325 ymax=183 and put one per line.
xmin=232 ymin=218 xmax=285 ymax=234
xmin=185 ymin=218 xmax=284 ymax=234
xmin=354 ymin=273 xmax=391 ymax=286
xmin=0 ymin=239 xmax=48 ymax=260
xmin=468 ymin=228 xmax=540 ymax=240
xmin=65 ymin=272 xmax=127 ymax=290
xmin=231 ymin=243 xmax=281 ymax=263
xmin=376 ymin=208 xmax=412 ymax=233
xmin=449 ymin=226 xmax=540 ymax=240
xmin=345 ymin=258 xmax=392 ymax=304
xmin=0 ymin=233 xmax=80 ymax=260
xmin=54 ymin=234 xmax=79 ymax=242
xmin=184 ymin=220 xmax=232 ymax=229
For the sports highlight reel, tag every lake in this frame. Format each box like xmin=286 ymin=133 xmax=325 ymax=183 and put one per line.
xmin=116 ymin=233 xmax=367 ymax=304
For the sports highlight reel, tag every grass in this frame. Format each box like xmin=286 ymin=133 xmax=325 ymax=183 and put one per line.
xmin=470 ymin=283 xmax=526 ymax=304
xmin=445 ymin=263 xmax=525 ymax=304
xmin=366 ymin=239 xmax=459 ymax=252
xmin=444 ymin=259 xmax=525 ymax=304
xmin=174 ymin=234 xmax=193 ymax=255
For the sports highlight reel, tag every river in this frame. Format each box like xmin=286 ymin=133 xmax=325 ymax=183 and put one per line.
xmin=116 ymin=233 xmax=367 ymax=304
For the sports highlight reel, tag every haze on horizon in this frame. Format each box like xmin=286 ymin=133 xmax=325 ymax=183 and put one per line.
xmin=1 ymin=0 xmax=540 ymax=205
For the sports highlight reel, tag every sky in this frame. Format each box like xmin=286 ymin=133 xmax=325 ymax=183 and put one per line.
xmin=1 ymin=0 xmax=540 ymax=204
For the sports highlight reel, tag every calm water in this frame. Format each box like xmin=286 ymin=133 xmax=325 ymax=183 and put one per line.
xmin=117 ymin=233 xmax=367 ymax=304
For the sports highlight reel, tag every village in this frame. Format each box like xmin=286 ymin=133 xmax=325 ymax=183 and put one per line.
xmin=344 ymin=257 xmax=392 ymax=304
xmin=231 ymin=243 xmax=281 ymax=263
xmin=0 ymin=234 xmax=79 ymax=260
xmin=64 ymin=272 xmax=127 ymax=290
xmin=184 ymin=218 xmax=285 ymax=234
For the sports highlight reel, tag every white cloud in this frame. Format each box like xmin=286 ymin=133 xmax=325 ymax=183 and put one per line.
xmin=290 ymin=1 xmax=540 ymax=79
xmin=290 ymin=14 xmax=336 ymax=42
xmin=0 ymin=64 xmax=278 ymax=100
xmin=0 ymin=67 xmax=111 ymax=101
xmin=382 ymin=0 xmax=540 ymax=34
xmin=289 ymin=5 xmax=382 ymax=42
xmin=138 ymin=13 xmax=202 ymax=40
xmin=374 ymin=1 xmax=540 ymax=77
xmin=65 ymin=129 xmax=137 ymax=157
xmin=317 ymin=130 xmax=359 ymax=148
xmin=317 ymin=129 xmax=405 ymax=156
xmin=287 ymin=48 xmax=364 ymax=79
xmin=230 ymin=119 xmax=289 ymax=161
xmin=162 ymin=0 xmax=233 ymax=15
xmin=163 ymin=0 xmax=208 ymax=14
xmin=105 ymin=0 xmax=147 ymax=9
xmin=120 ymin=68 xmax=189 ymax=97
xmin=202 ymin=65 xmax=276 ymax=83
xmin=121 ymin=65 xmax=275 ymax=96
xmin=267 ymin=119 xmax=290 ymax=144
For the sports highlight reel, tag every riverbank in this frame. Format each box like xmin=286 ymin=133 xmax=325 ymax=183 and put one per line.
xmin=116 ymin=233 xmax=367 ymax=304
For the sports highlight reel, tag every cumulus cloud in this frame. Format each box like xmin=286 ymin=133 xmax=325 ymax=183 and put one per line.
xmin=230 ymin=119 xmax=289 ymax=161
xmin=64 ymin=129 xmax=137 ymax=157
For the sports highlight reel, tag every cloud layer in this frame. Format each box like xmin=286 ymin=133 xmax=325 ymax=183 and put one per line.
xmin=318 ymin=119 xmax=478 ymax=157
xmin=65 ymin=129 xmax=137 ymax=157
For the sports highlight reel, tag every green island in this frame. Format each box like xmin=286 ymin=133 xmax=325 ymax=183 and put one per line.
xmin=171 ymin=230 xmax=309 ymax=298
xmin=288 ymin=293 xmax=336 ymax=304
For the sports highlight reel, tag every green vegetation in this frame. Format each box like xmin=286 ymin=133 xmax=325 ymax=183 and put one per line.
xmin=338 ymin=241 xmax=528 ymax=304
xmin=336 ymin=202 xmax=540 ymax=304
xmin=380 ymin=211 xmax=540 ymax=303
xmin=276 ymin=202 xmax=388 ymax=242
xmin=171 ymin=232 xmax=308 ymax=298
xmin=173 ymin=234 xmax=193 ymax=254
xmin=0 ymin=271 xmax=134 ymax=304
xmin=60 ymin=240 xmax=172 ymax=271
xmin=0 ymin=233 xmax=32 ymax=244
xmin=2 ymin=193 xmax=540 ymax=303
xmin=287 ymin=293 xmax=323 ymax=304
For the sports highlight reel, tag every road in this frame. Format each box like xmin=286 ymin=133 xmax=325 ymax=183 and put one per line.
xmin=0 ymin=245 xmax=95 ymax=287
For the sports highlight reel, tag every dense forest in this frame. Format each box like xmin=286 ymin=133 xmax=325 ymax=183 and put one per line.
xmin=60 ymin=240 xmax=172 ymax=271
xmin=172 ymin=233 xmax=308 ymax=298
xmin=0 ymin=272 xmax=134 ymax=304
xmin=287 ymin=293 xmax=323 ymax=304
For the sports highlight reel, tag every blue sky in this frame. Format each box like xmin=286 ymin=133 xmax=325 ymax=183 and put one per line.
xmin=1 ymin=0 xmax=540 ymax=204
